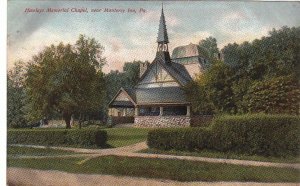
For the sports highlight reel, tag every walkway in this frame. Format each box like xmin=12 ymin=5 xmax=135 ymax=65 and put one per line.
xmin=9 ymin=142 xmax=300 ymax=169
xmin=7 ymin=168 xmax=298 ymax=186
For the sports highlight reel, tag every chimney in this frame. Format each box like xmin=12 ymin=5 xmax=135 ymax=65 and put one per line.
xmin=139 ymin=61 xmax=149 ymax=78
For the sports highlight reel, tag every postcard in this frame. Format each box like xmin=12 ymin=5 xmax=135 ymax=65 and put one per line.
xmin=6 ymin=1 xmax=300 ymax=185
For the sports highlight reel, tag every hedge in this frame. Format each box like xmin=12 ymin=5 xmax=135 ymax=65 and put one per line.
xmin=147 ymin=114 xmax=300 ymax=157
xmin=210 ymin=114 xmax=300 ymax=156
xmin=148 ymin=128 xmax=211 ymax=151
xmin=8 ymin=129 xmax=107 ymax=148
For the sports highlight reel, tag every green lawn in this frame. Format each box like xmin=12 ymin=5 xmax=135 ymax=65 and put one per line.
xmin=103 ymin=128 xmax=151 ymax=147
xmin=7 ymin=146 xmax=78 ymax=157
xmin=141 ymin=149 xmax=300 ymax=164
xmin=8 ymin=155 xmax=300 ymax=182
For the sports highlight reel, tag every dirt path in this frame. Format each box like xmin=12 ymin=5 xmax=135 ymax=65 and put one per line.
xmin=7 ymin=168 xmax=298 ymax=186
xmin=9 ymin=142 xmax=300 ymax=169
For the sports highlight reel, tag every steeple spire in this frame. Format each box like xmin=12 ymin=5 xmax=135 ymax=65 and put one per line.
xmin=157 ymin=3 xmax=169 ymax=52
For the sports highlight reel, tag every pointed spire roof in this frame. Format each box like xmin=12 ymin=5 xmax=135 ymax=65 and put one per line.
xmin=157 ymin=4 xmax=169 ymax=44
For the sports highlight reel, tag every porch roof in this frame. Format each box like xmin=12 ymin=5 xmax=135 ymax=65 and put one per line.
xmin=109 ymin=101 xmax=135 ymax=108
xmin=109 ymin=86 xmax=190 ymax=108
xmin=135 ymin=87 xmax=188 ymax=105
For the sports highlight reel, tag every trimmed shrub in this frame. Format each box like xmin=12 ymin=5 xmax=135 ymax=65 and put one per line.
xmin=8 ymin=129 xmax=107 ymax=148
xmin=244 ymin=76 xmax=300 ymax=115
xmin=147 ymin=114 xmax=300 ymax=157
xmin=210 ymin=114 xmax=300 ymax=156
xmin=147 ymin=128 xmax=211 ymax=151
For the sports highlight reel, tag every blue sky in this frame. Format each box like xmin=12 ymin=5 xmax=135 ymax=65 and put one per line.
xmin=7 ymin=1 xmax=300 ymax=73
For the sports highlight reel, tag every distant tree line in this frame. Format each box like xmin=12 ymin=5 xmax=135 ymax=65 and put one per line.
xmin=7 ymin=26 xmax=300 ymax=129
xmin=186 ymin=26 xmax=300 ymax=115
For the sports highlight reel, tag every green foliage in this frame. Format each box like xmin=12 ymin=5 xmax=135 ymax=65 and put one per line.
xmin=199 ymin=36 xmax=219 ymax=61
xmin=148 ymin=114 xmax=300 ymax=157
xmin=8 ymin=129 xmax=107 ymax=148
xmin=24 ymin=35 xmax=106 ymax=128
xmin=103 ymin=60 xmax=142 ymax=115
xmin=184 ymin=80 xmax=214 ymax=114
xmin=244 ymin=76 xmax=300 ymax=114
xmin=7 ymin=61 xmax=27 ymax=128
xmin=148 ymin=128 xmax=211 ymax=151
xmin=222 ymin=26 xmax=300 ymax=80
xmin=186 ymin=61 xmax=236 ymax=114
xmin=211 ymin=114 xmax=300 ymax=156
xmin=190 ymin=26 xmax=300 ymax=115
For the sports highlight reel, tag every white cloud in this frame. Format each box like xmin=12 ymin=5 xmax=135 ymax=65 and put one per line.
xmin=169 ymin=31 xmax=212 ymax=51
xmin=7 ymin=27 xmax=77 ymax=69
xmin=217 ymin=11 xmax=273 ymax=47
xmin=107 ymin=37 xmax=124 ymax=53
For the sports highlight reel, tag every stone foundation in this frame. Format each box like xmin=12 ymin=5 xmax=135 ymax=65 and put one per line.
xmin=134 ymin=116 xmax=190 ymax=128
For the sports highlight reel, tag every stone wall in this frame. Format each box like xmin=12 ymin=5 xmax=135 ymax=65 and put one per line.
xmin=134 ymin=116 xmax=190 ymax=128
xmin=110 ymin=116 xmax=134 ymax=125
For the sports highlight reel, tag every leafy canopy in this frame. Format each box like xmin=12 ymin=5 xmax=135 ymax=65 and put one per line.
xmin=24 ymin=35 xmax=106 ymax=128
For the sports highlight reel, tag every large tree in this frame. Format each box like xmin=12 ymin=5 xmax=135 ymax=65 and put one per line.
xmin=24 ymin=35 xmax=106 ymax=128
xmin=7 ymin=61 xmax=27 ymax=128
xmin=199 ymin=36 xmax=220 ymax=61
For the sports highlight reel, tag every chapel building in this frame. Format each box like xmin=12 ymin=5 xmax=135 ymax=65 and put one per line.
xmin=108 ymin=6 xmax=208 ymax=127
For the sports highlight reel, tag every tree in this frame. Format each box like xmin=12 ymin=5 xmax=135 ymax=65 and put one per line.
xmin=244 ymin=75 xmax=300 ymax=115
xmin=24 ymin=35 xmax=106 ymax=128
xmin=184 ymin=77 xmax=214 ymax=115
xmin=186 ymin=60 xmax=236 ymax=114
xmin=220 ymin=26 xmax=300 ymax=114
xmin=222 ymin=26 xmax=300 ymax=81
xmin=7 ymin=61 xmax=27 ymax=128
xmin=123 ymin=60 xmax=140 ymax=87
xmin=104 ymin=60 xmax=142 ymax=103
xmin=199 ymin=36 xmax=220 ymax=61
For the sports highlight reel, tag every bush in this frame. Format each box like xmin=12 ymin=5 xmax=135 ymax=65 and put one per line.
xmin=147 ymin=114 xmax=300 ymax=157
xmin=244 ymin=76 xmax=300 ymax=115
xmin=210 ymin=114 xmax=300 ymax=156
xmin=148 ymin=128 xmax=211 ymax=151
xmin=8 ymin=129 xmax=107 ymax=148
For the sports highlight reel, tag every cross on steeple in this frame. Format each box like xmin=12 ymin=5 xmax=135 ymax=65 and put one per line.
xmin=157 ymin=3 xmax=169 ymax=52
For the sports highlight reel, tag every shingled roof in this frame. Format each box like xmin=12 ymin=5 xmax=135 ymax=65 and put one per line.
xmin=139 ymin=51 xmax=192 ymax=86
xmin=135 ymin=87 xmax=188 ymax=105
xmin=108 ymin=88 xmax=136 ymax=108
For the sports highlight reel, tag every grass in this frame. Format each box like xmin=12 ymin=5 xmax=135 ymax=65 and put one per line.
xmin=141 ymin=149 xmax=300 ymax=164
xmin=7 ymin=146 xmax=77 ymax=157
xmin=8 ymin=155 xmax=300 ymax=182
xmin=103 ymin=128 xmax=151 ymax=147
xmin=8 ymin=127 xmax=151 ymax=148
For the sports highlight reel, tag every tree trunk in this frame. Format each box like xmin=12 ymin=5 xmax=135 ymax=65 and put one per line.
xmin=63 ymin=112 xmax=72 ymax=129
xmin=79 ymin=113 xmax=82 ymax=129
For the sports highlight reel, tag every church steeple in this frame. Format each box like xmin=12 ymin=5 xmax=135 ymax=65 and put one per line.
xmin=157 ymin=4 xmax=169 ymax=52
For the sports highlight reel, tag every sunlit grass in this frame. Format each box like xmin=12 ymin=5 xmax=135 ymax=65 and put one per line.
xmin=8 ymin=155 xmax=300 ymax=182
xmin=141 ymin=149 xmax=300 ymax=164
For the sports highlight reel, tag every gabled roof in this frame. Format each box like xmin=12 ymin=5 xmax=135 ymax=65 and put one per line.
xmin=138 ymin=51 xmax=192 ymax=87
xmin=123 ymin=88 xmax=136 ymax=102
xmin=108 ymin=88 xmax=136 ymax=108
